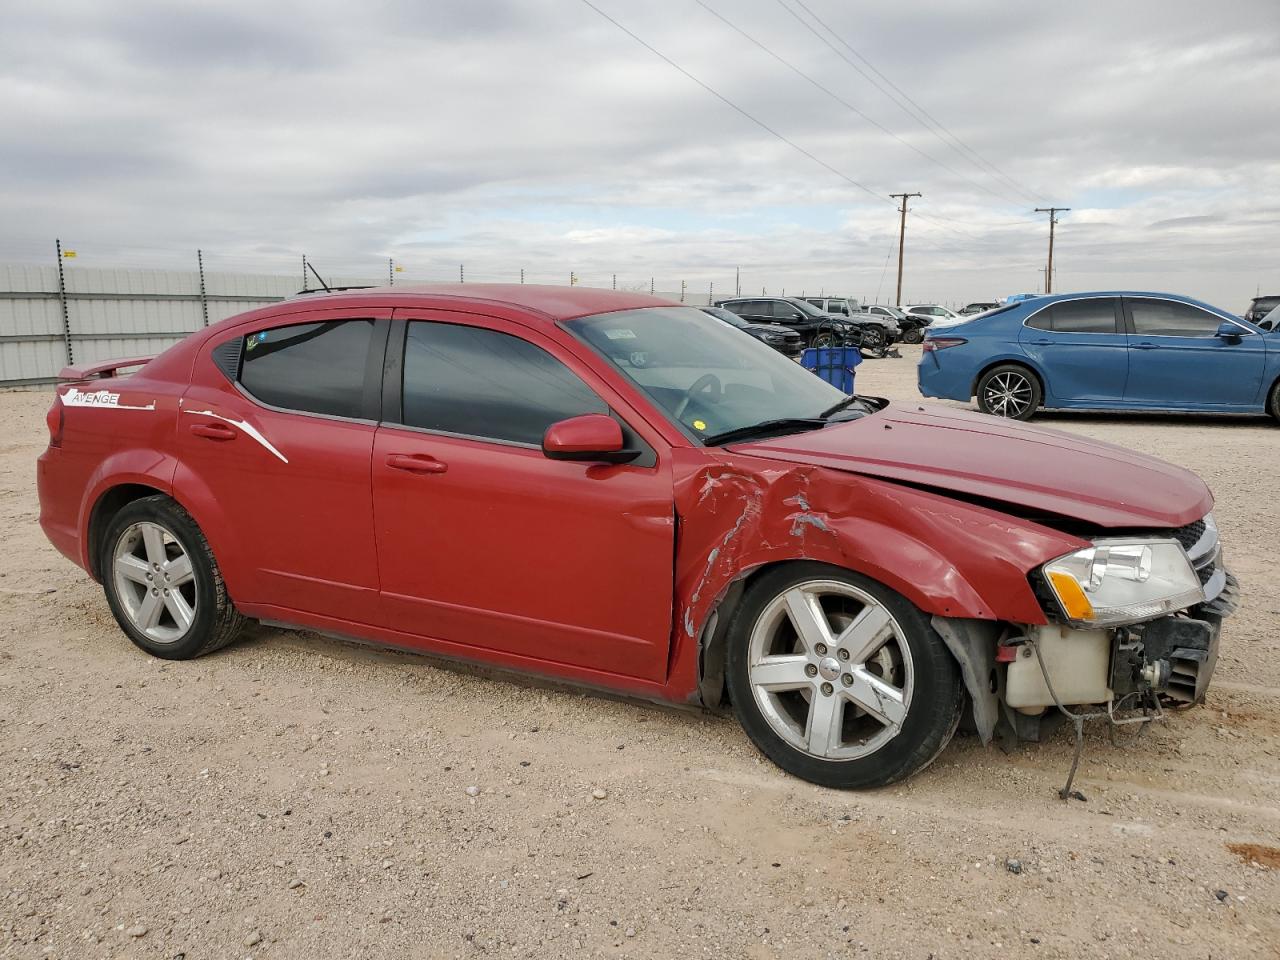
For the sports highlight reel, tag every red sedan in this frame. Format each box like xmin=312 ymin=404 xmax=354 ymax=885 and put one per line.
xmin=37 ymin=286 xmax=1236 ymax=788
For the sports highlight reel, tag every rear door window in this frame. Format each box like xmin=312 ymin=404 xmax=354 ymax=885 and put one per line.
xmin=1128 ymin=299 xmax=1223 ymax=337
xmin=239 ymin=319 xmax=375 ymax=418
xmin=1048 ymin=298 xmax=1118 ymax=333
xmin=401 ymin=321 xmax=607 ymax=446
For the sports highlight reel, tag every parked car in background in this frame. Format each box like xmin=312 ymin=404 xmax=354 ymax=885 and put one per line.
xmin=804 ymin=297 xmax=901 ymax=344
xmin=863 ymin=304 xmax=929 ymax=343
xmin=905 ymin=304 xmax=960 ymax=323
xmin=701 ymin=305 xmax=803 ymax=357
xmin=918 ymin=291 xmax=1278 ymax=421
xmin=37 ymin=285 xmax=1238 ymax=790
xmin=1244 ymin=294 xmax=1280 ymax=325
xmin=714 ymin=297 xmax=864 ymax=349
xmin=959 ymin=302 xmax=1001 ymax=316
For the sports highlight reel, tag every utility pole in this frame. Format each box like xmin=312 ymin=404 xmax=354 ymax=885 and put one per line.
xmin=1034 ymin=207 xmax=1069 ymax=294
xmin=735 ymin=266 xmax=740 ymax=297
xmin=197 ymin=249 xmax=209 ymax=326
xmin=890 ymin=192 xmax=921 ymax=307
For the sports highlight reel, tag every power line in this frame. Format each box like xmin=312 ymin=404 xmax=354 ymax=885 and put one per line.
xmin=777 ymin=0 xmax=1047 ymax=207
xmin=692 ymin=0 xmax=1027 ymax=210
xmin=578 ymin=0 xmax=889 ymax=206
xmin=579 ymin=0 xmax=988 ymax=240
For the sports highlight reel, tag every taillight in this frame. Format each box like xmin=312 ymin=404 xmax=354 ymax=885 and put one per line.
xmin=46 ymin=393 xmax=65 ymax=447
xmin=922 ymin=337 xmax=967 ymax=352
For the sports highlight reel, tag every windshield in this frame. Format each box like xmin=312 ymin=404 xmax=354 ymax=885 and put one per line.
xmin=790 ymin=299 xmax=830 ymax=318
xmin=568 ymin=306 xmax=850 ymax=443
xmin=870 ymin=305 xmax=908 ymax=319
xmin=704 ymin=306 xmax=748 ymax=328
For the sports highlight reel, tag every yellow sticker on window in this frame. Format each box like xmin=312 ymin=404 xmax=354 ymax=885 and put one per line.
xmin=693 ymin=419 xmax=707 ymax=431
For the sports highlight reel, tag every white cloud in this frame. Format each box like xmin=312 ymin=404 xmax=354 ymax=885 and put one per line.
xmin=1 ymin=0 xmax=1278 ymax=308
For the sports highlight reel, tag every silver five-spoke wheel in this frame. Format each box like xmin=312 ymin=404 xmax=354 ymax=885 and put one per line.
xmin=112 ymin=521 xmax=197 ymax=644
xmin=746 ymin=580 xmax=913 ymax=761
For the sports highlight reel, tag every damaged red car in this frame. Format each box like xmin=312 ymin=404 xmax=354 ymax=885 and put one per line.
xmin=37 ymin=286 xmax=1238 ymax=789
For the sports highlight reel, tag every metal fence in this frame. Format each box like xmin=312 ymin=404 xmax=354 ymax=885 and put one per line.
xmin=0 ymin=264 xmax=311 ymax=386
xmin=0 ymin=262 xmax=727 ymax=386
xmin=0 ymin=241 xmax=927 ymax=385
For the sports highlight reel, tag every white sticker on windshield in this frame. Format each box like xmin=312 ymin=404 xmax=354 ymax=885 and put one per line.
xmin=603 ymin=329 xmax=637 ymax=340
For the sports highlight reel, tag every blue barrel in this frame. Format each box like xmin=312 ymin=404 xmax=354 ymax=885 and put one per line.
xmin=801 ymin=346 xmax=861 ymax=394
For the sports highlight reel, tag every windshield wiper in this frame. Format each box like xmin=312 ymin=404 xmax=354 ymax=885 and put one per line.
xmin=703 ymin=418 xmax=827 ymax=446
xmin=818 ymin=396 xmax=866 ymax=420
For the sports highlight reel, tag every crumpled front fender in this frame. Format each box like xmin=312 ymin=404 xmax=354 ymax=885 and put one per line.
xmin=666 ymin=449 xmax=1087 ymax=703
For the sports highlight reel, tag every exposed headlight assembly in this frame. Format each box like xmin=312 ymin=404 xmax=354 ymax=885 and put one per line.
xmin=1042 ymin=538 xmax=1204 ymax=626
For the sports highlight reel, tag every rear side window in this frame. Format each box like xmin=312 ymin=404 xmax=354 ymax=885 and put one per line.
xmin=1129 ymin=299 xmax=1222 ymax=337
xmin=401 ymin=322 xmax=607 ymax=445
xmin=239 ymin=319 xmax=374 ymax=418
xmin=1047 ymin=298 xmax=1118 ymax=333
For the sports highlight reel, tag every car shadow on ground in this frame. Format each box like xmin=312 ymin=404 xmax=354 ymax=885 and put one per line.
xmin=1031 ymin=410 xmax=1270 ymax=429
xmin=231 ymin=620 xmax=716 ymax=722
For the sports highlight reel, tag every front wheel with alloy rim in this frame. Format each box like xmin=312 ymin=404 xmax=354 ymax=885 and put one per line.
xmin=901 ymin=326 xmax=923 ymax=345
xmin=101 ymin=495 xmax=247 ymax=659
xmin=976 ymin=363 xmax=1042 ymax=420
xmin=725 ymin=563 xmax=963 ymax=789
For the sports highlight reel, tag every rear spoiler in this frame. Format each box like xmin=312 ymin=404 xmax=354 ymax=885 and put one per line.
xmin=57 ymin=355 xmax=155 ymax=383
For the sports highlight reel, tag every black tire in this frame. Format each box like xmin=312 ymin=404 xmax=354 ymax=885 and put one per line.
xmin=975 ymin=363 xmax=1042 ymax=421
xmin=725 ymin=562 xmax=964 ymax=790
xmin=812 ymin=331 xmax=836 ymax=349
xmin=901 ymin=326 xmax=923 ymax=345
xmin=859 ymin=327 xmax=886 ymax=354
xmin=1268 ymin=380 xmax=1280 ymax=424
xmin=100 ymin=495 xmax=247 ymax=660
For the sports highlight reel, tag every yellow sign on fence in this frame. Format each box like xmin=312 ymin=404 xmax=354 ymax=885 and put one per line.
xmin=62 ymin=250 xmax=77 ymax=258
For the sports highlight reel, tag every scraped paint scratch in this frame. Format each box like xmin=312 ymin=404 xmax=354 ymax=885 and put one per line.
xmin=182 ymin=408 xmax=289 ymax=463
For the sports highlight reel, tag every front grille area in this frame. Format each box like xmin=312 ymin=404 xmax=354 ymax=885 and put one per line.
xmin=1168 ymin=519 xmax=1206 ymax=554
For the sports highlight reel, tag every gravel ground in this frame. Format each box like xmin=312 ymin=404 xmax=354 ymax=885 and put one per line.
xmin=2 ymin=348 xmax=1277 ymax=960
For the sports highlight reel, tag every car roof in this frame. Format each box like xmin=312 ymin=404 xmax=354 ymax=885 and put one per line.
xmin=281 ymin=284 xmax=677 ymax=324
xmin=1011 ymin=291 xmax=1237 ymax=314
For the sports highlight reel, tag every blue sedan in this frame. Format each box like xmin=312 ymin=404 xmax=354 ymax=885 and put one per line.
xmin=917 ymin=292 xmax=1278 ymax=421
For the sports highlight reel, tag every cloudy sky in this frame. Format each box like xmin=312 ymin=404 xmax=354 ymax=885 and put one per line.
xmin=2 ymin=0 xmax=1278 ymax=308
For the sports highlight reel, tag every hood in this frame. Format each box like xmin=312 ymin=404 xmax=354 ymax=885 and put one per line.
xmin=730 ymin=404 xmax=1212 ymax=529
xmin=744 ymin=323 xmax=800 ymax=337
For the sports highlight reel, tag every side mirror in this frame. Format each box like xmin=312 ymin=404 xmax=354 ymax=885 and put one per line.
xmin=1216 ymin=321 xmax=1242 ymax=341
xmin=542 ymin=414 xmax=639 ymax=464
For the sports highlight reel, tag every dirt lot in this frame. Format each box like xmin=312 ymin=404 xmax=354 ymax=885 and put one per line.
xmin=2 ymin=350 xmax=1277 ymax=960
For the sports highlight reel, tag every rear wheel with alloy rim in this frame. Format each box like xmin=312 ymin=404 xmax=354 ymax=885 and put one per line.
xmin=726 ymin=563 xmax=963 ymax=789
xmin=976 ymin=363 xmax=1042 ymax=420
xmin=901 ymin=326 xmax=923 ymax=345
xmin=101 ymin=495 xmax=247 ymax=659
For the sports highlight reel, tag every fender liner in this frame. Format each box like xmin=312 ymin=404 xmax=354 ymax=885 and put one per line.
xmin=932 ymin=615 xmax=1002 ymax=745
